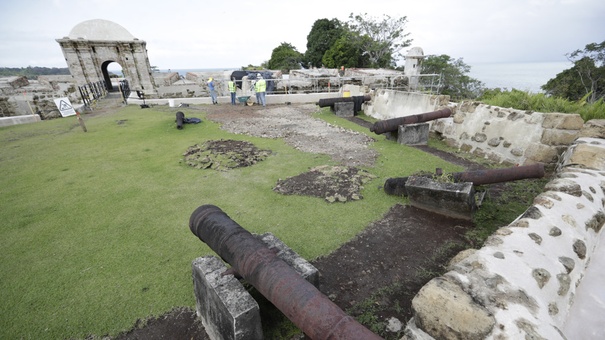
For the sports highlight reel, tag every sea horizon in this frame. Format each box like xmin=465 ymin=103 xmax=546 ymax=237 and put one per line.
xmin=468 ymin=61 xmax=571 ymax=93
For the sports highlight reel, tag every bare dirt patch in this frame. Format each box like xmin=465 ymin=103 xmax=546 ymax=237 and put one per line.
xmin=207 ymin=104 xmax=377 ymax=167
xmin=111 ymin=103 xmax=498 ymax=339
xmin=183 ymin=139 xmax=271 ymax=171
xmin=274 ymin=165 xmax=376 ymax=203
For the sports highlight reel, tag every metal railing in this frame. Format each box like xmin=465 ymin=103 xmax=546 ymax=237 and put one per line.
xmin=78 ymin=80 xmax=108 ymax=110
xmin=119 ymin=79 xmax=131 ymax=104
xmin=221 ymin=74 xmax=443 ymax=96
xmin=156 ymin=73 xmax=444 ymax=99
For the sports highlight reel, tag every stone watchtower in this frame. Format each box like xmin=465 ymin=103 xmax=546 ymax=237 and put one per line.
xmin=404 ymin=47 xmax=425 ymax=91
xmin=56 ymin=19 xmax=156 ymax=96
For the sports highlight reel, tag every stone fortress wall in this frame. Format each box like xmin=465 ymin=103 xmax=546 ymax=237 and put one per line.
xmin=404 ymin=135 xmax=605 ymax=340
xmin=366 ymin=89 xmax=585 ymax=167
xmin=0 ymin=75 xmax=80 ymax=125
xmin=363 ymin=89 xmax=605 ymax=339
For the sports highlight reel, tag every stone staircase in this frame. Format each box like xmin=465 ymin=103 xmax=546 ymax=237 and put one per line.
xmin=83 ymin=91 xmax=126 ymax=115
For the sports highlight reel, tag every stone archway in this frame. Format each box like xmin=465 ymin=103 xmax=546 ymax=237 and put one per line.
xmin=100 ymin=60 xmax=119 ymax=91
xmin=56 ymin=19 xmax=157 ymax=97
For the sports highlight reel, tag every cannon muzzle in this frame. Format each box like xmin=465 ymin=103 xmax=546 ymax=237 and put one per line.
xmin=189 ymin=205 xmax=382 ymax=340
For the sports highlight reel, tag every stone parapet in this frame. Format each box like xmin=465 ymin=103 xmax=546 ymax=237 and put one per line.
xmin=431 ymin=102 xmax=584 ymax=165
xmin=405 ymin=137 xmax=605 ymax=339
xmin=364 ymin=89 xmax=448 ymax=121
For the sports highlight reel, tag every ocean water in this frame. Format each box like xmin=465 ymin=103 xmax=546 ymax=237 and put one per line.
xmin=468 ymin=61 xmax=572 ymax=93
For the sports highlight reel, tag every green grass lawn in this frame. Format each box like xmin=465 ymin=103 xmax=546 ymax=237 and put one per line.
xmin=0 ymin=105 xmax=462 ymax=339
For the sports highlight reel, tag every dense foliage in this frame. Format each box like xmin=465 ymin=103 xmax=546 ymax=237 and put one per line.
xmin=0 ymin=66 xmax=69 ymax=79
xmin=322 ymin=33 xmax=372 ymax=68
xmin=346 ymin=13 xmax=412 ymax=68
xmin=542 ymin=41 xmax=605 ymax=103
xmin=303 ymin=19 xmax=345 ymax=68
xmin=266 ymin=42 xmax=304 ymax=73
xmin=420 ymin=55 xmax=484 ymax=100
xmin=292 ymin=13 xmax=412 ymax=70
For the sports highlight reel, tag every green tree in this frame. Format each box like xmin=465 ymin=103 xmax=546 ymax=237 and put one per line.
xmin=542 ymin=41 xmax=605 ymax=103
xmin=346 ymin=13 xmax=413 ymax=68
xmin=243 ymin=64 xmax=264 ymax=71
xmin=304 ymin=18 xmax=345 ymax=68
xmin=0 ymin=66 xmax=69 ymax=79
xmin=541 ymin=64 xmax=588 ymax=101
xmin=321 ymin=33 xmax=371 ymax=69
xmin=421 ymin=54 xmax=484 ymax=100
xmin=267 ymin=42 xmax=304 ymax=73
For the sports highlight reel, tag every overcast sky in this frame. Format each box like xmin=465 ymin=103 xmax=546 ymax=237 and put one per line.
xmin=0 ymin=0 xmax=603 ymax=71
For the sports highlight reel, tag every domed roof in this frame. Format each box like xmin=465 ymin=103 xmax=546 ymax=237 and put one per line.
xmin=68 ymin=19 xmax=136 ymax=41
xmin=406 ymin=47 xmax=425 ymax=58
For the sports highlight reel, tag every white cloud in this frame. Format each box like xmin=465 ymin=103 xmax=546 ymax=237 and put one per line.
xmin=0 ymin=0 xmax=603 ymax=69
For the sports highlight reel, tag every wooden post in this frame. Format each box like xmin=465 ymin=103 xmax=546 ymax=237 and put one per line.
xmin=76 ymin=111 xmax=87 ymax=132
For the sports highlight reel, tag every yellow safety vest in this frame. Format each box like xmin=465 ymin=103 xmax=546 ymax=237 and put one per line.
xmin=228 ymin=81 xmax=236 ymax=92
xmin=255 ymin=79 xmax=266 ymax=93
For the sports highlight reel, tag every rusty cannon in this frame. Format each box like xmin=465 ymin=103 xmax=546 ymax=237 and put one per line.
xmin=384 ymin=163 xmax=546 ymax=196
xmin=369 ymin=107 xmax=452 ymax=135
xmin=189 ymin=205 xmax=382 ymax=340
xmin=317 ymin=95 xmax=371 ymax=114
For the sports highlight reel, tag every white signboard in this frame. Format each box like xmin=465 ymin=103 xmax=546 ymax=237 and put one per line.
xmin=54 ymin=97 xmax=77 ymax=117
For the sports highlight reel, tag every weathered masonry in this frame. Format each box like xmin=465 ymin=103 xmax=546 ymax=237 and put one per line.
xmin=56 ymin=19 xmax=156 ymax=96
xmin=362 ymin=91 xmax=605 ymax=339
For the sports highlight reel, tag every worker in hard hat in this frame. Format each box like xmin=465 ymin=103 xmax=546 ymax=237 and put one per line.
xmin=228 ymin=77 xmax=237 ymax=105
xmin=254 ymin=73 xmax=266 ymax=107
xmin=207 ymin=77 xmax=217 ymax=104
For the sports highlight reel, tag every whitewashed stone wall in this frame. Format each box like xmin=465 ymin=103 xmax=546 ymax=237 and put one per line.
xmin=431 ymin=102 xmax=585 ymax=166
xmin=364 ymin=89 xmax=449 ymax=121
xmin=404 ymin=125 xmax=605 ymax=339
xmin=365 ymin=92 xmax=585 ymax=166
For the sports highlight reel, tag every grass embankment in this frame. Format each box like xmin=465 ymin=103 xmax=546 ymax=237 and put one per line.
xmin=0 ymin=105 xmax=463 ymax=339
xmin=480 ymin=89 xmax=605 ymax=121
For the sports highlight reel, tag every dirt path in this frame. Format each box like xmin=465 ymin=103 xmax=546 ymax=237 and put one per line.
xmin=207 ymin=104 xmax=378 ymax=167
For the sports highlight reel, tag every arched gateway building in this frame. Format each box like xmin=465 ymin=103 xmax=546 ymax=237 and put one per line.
xmin=56 ymin=19 xmax=156 ymax=96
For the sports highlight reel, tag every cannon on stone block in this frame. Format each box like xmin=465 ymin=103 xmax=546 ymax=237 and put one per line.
xmin=317 ymin=95 xmax=372 ymax=117
xmin=189 ymin=205 xmax=381 ymax=340
xmin=386 ymin=164 xmax=546 ymax=220
xmin=384 ymin=163 xmax=546 ymax=197
xmin=369 ymin=107 xmax=452 ymax=135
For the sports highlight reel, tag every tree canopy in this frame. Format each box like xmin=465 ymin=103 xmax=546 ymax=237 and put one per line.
xmin=304 ymin=19 xmax=345 ymax=68
xmin=346 ymin=13 xmax=412 ymax=68
xmin=266 ymin=42 xmax=304 ymax=73
xmin=301 ymin=13 xmax=412 ymax=69
xmin=0 ymin=66 xmax=70 ymax=79
xmin=542 ymin=41 xmax=605 ymax=103
xmin=321 ymin=34 xmax=371 ymax=68
xmin=421 ymin=55 xmax=484 ymax=100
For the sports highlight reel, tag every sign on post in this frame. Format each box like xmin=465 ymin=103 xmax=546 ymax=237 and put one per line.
xmin=54 ymin=98 xmax=77 ymax=117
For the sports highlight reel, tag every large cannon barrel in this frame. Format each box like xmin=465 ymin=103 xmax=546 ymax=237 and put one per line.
xmin=384 ymin=164 xmax=546 ymax=196
xmin=317 ymin=95 xmax=372 ymax=108
xmin=451 ymin=163 xmax=545 ymax=185
xmin=189 ymin=205 xmax=382 ymax=340
xmin=370 ymin=107 xmax=452 ymax=134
